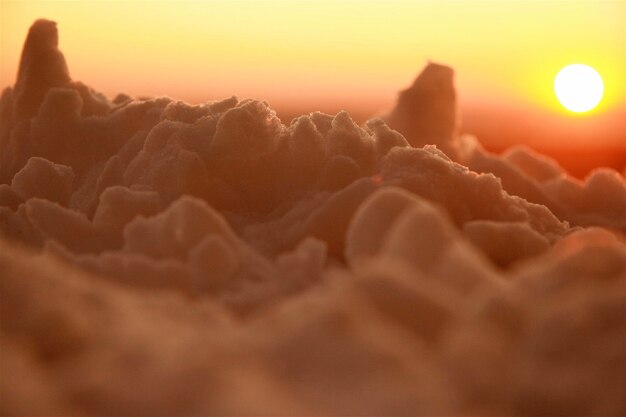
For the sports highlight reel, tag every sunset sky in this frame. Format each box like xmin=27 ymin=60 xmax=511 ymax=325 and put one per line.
xmin=1 ymin=0 xmax=624 ymax=171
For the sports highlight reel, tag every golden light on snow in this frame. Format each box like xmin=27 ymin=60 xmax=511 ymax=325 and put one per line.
xmin=1 ymin=10 xmax=626 ymax=417
xmin=554 ymin=64 xmax=604 ymax=113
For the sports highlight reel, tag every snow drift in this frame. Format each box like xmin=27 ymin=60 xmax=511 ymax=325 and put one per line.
xmin=1 ymin=19 xmax=625 ymax=416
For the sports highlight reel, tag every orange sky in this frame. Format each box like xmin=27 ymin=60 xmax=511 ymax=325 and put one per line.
xmin=1 ymin=0 xmax=625 ymax=154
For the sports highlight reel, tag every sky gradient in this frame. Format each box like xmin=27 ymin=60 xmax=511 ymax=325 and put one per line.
xmin=1 ymin=0 xmax=624 ymax=172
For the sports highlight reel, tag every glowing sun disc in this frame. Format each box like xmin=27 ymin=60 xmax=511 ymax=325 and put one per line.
xmin=554 ymin=64 xmax=604 ymax=113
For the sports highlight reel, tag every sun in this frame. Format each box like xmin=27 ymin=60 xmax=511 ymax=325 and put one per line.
xmin=554 ymin=64 xmax=604 ymax=113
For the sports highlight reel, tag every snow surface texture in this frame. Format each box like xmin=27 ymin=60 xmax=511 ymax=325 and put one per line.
xmin=1 ymin=19 xmax=625 ymax=416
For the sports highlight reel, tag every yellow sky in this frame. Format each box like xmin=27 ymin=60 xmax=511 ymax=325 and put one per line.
xmin=1 ymin=0 xmax=624 ymax=116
